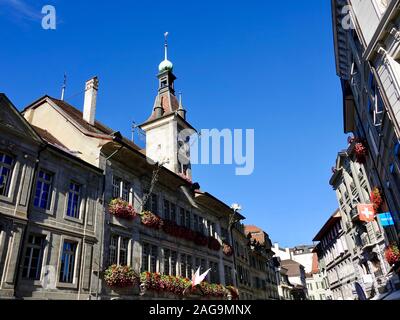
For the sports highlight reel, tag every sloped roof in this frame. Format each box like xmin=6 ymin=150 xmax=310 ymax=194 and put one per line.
xmin=281 ymin=259 xmax=304 ymax=277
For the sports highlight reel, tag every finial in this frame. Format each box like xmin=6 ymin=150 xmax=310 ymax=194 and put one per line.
xmin=61 ymin=73 xmax=67 ymax=101
xmin=164 ymin=32 xmax=169 ymax=60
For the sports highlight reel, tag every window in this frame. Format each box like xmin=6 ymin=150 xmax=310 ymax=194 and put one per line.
xmin=164 ymin=200 xmax=177 ymax=222
xmin=209 ymin=261 xmax=220 ymax=283
xmin=171 ymin=251 xmax=177 ymax=276
xmin=144 ymin=193 xmax=158 ymax=214
xmin=180 ymin=254 xmax=193 ymax=278
xmin=112 ymin=176 xmax=121 ymax=199
xmin=221 ymin=227 xmax=229 ymax=244
xmin=122 ymin=181 xmax=130 ymax=202
xmin=59 ymin=241 xmax=77 ymax=283
xmin=0 ymin=152 xmax=13 ymax=196
xmin=193 ymin=214 xmax=199 ymax=231
xmin=22 ymin=235 xmax=46 ymax=280
xmin=141 ymin=243 xmax=158 ymax=273
xmin=209 ymin=222 xmax=216 ymax=238
xmin=66 ymin=182 xmax=81 ymax=218
xmin=113 ymin=176 xmax=131 ymax=202
xmin=179 ymin=208 xmax=191 ymax=228
xmin=109 ymin=235 xmax=130 ymax=266
xmin=163 ymin=249 xmax=178 ymax=276
xmin=34 ymin=170 xmax=53 ymax=210
xmin=224 ymin=265 xmax=233 ymax=286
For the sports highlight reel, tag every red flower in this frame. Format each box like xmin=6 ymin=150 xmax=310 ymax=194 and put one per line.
xmin=370 ymin=187 xmax=384 ymax=213
xmin=385 ymin=244 xmax=400 ymax=266
xmin=141 ymin=211 xmax=162 ymax=229
xmin=109 ymin=199 xmax=137 ymax=219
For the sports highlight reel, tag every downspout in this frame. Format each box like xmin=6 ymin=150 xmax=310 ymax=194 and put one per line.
xmin=94 ymin=145 xmax=124 ymax=300
xmin=14 ymin=144 xmax=47 ymax=299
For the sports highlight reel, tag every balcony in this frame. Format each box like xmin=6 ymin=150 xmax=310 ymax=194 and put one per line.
xmin=361 ymin=233 xmax=374 ymax=250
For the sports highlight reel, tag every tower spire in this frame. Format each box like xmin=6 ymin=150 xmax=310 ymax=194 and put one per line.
xmin=164 ymin=32 xmax=169 ymax=61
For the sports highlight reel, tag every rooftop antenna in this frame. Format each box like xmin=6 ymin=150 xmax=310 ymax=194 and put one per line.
xmin=131 ymin=120 xmax=136 ymax=142
xmin=164 ymin=32 xmax=169 ymax=60
xmin=61 ymin=73 xmax=67 ymax=101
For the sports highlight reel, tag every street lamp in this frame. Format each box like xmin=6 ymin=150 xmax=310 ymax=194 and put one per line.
xmin=229 ymin=203 xmax=243 ymax=291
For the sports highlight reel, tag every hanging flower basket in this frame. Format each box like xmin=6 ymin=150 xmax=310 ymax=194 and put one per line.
xmin=208 ymin=237 xmax=222 ymax=251
xmin=140 ymin=211 xmax=162 ymax=229
xmin=384 ymin=244 xmax=400 ymax=266
xmin=350 ymin=138 xmax=368 ymax=164
xmin=109 ymin=198 xmax=137 ymax=219
xmin=104 ymin=265 xmax=139 ymax=288
xmin=223 ymin=243 xmax=234 ymax=257
xmin=226 ymin=286 xmax=239 ymax=300
xmin=370 ymin=187 xmax=384 ymax=213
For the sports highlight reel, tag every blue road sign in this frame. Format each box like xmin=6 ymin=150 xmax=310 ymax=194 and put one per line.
xmin=378 ymin=212 xmax=395 ymax=227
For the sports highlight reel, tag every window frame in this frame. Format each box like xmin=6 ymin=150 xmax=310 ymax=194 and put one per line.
xmin=33 ymin=169 xmax=54 ymax=212
xmin=22 ymin=234 xmax=46 ymax=281
xmin=65 ymin=181 xmax=82 ymax=220
xmin=0 ymin=151 xmax=14 ymax=198
xmin=56 ymin=236 xmax=81 ymax=289
xmin=109 ymin=234 xmax=131 ymax=266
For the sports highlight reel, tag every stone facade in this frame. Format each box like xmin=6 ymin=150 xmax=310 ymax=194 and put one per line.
xmin=0 ymin=94 xmax=104 ymax=300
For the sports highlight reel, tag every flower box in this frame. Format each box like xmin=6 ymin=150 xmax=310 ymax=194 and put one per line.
xmin=141 ymin=211 xmax=162 ymax=229
xmin=109 ymin=198 xmax=137 ymax=219
xmin=104 ymin=265 xmax=139 ymax=288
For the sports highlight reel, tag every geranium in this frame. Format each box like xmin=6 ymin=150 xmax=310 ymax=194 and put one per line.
xmin=353 ymin=140 xmax=368 ymax=164
xmin=223 ymin=243 xmax=233 ymax=257
xmin=139 ymin=271 xmax=239 ymax=299
xmin=370 ymin=187 xmax=383 ymax=212
xmin=208 ymin=237 xmax=222 ymax=251
xmin=385 ymin=244 xmax=400 ymax=266
xmin=140 ymin=272 xmax=191 ymax=296
xmin=140 ymin=211 xmax=162 ymax=229
xmin=109 ymin=198 xmax=137 ymax=219
xmin=104 ymin=265 xmax=138 ymax=288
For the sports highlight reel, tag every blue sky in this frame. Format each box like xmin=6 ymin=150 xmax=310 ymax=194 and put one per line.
xmin=0 ymin=0 xmax=345 ymax=247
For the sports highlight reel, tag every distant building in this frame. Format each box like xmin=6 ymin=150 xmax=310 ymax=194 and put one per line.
xmin=306 ymin=253 xmax=332 ymax=300
xmin=280 ymin=259 xmax=307 ymax=300
xmin=277 ymin=265 xmax=294 ymax=300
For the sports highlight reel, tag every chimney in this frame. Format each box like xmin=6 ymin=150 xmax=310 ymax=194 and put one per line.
xmin=83 ymin=77 xmax=99 ymax=125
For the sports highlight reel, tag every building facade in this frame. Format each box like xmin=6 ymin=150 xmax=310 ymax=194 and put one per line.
xmin=0 ymin=94 xmax=104 ymax=299
xmin=329 ymin=149 xmax=392 ymax=298
xmin=0 ymin=41 xmax=281 ymax=300
xmin=332 ymin=0 xmax=400 ymax=240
